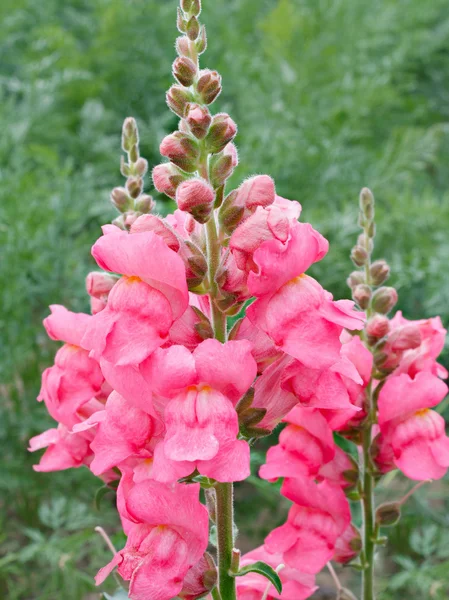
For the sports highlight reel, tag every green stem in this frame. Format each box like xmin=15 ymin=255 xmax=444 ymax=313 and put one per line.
xmin=211 ymin=586 xmax=222 ymax=600
xmin=361 ymin=425 xmax=375 ymax=599
xmin=215 ymin=483 xmax=236 ymax=600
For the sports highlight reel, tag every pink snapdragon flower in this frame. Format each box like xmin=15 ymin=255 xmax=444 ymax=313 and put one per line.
xmin=96 ymin=481 xmax=208 ymax=600
xmin=29 ymin=424 xmax=92 ymax=472
xmin=72 ymin=391 xmax=162 ymax=475
xmin=142 ymin=339 xmax=257 ymax=482
xmin=259 ymin=406 xmax=335 ymax=482
xmin=248 ymin=274 xmax=365 ymax=371
xmin=236 ymin=546 xmax=317 ymax=600
xmin=81 ymin=227 xmax=188 ymax=367
xmin=38 ymin=305 xmax=104 ymax=429
xmin=377 ymin=372 xmax=449 ymax=480
xmin=265 ymin=478 xmax=350 ymax=574
xmin=385 ymin=312 xmax=448 ymax=378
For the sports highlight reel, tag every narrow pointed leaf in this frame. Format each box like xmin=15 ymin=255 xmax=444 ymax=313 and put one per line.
xmin=230 ymin=561 xmax=282 ymax=594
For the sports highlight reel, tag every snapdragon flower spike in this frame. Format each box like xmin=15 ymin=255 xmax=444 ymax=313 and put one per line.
xmin=237 ymin=546 xmax=318 ymax=600
xmin=377 ymin=372 xmax=449 ymax=480
xmin=144 ymin=339 xmax=257 ymax=482
xmin=96 ymin=480 xmax=209 ymax=600
xmin=265 ymin=478 xmax=351 ymax=574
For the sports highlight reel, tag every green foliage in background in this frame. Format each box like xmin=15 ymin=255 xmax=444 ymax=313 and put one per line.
xmin=1 ymin=0 xmax=449 ymax=598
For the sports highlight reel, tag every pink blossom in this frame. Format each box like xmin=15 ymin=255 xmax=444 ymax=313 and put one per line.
xmin=96 ymin=481 xmax=208 ymax=600
xmin=142 ymin=339 xmax=257 ymax=482
xmin=232 ymin=317 xmax=283 ymax=374
xmin=248 ymin=274 xmax=365 ymax=371
xmin=29 ymin=425 xmax=92 ymax=472
xmin=38 ymin=306 xmax=104 ymax=428
xmin=259 ymin=407 xmax=335 ymax=482
xmin=265 ymin=478 xmax=350 ymax=574
xmin=378 ymin=372 xmax=449 ymax=480
xmin=72 ymin=391 xmax=161 ymax=475
xmin=237 ymin=546 xmax=317 ymax=600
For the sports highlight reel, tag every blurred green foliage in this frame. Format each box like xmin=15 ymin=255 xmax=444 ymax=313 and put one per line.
xmin=1 ymin=0 xmax=449 ymax=598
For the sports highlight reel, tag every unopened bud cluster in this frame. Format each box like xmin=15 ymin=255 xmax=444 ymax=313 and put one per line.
xmin=347 ymin=188 xmax=397 ymax=345
xmin=111 ymin=117 xmax=155 ymax=229
xmin=153 ymin=0 xmax=241 ymax=225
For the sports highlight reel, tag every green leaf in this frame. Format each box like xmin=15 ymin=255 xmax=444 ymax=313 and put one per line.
xmin=230 ymin=561 xmax=282 ymax=594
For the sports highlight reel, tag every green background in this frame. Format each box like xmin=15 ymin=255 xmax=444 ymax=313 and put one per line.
xmin=1 ymin=0 xmax=449 ymax=598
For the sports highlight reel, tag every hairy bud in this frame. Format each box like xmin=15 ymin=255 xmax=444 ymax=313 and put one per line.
xmin=370 ymin=259 xmax=390 ymax=286
xmin=376 ymin=502 xmax=401 ymax=527
xmin=209 ymin=153 xmax=234 ymax=188
xmin=176 ymin=35 xmax=191 ymax=58
xmin=236 ymin=175 xmax=275 ymax=210
xmin=181 ymin=0 xmax=201 ymax=16
xmin=352 ymin=284 xmax=372 ymax=310
xmin=111 ymin=187 xmax=133 ymax=212
xmin=197 ymin=70 xmax=222 ymax=105
xmin=196 ymin=25 xmax=207 ymax=54
xmin=134 ymin=194 xmax=155 ymax=214
xmin=347 ymin=270 xmax=365 ymax=289
xmin=371 ymin=286 xmax=398 ymax=314
xmin=152 ymin=163 xmax=189 ymax=199
xmin=186 ymin=103 xmax=212 ymax=139
xmin=160 ymin=132 xmax=200 ymax=172
xmin=366 ymin=315 xmax=390 ymax=341
xmin=122 ymin=117 xmax=139 ymax=152
xmin=166 ymin=85 xmax=193 ymax=118
xmin=173 ymin=56 xmax=197 ymax=87
xmin=186 ymin=15 xmax=200 ymax=40
xmin=205 ymin=113 xmax=237 ymax=153
xmin=126 ymin=176 xmax=143 ymax=199
xmin=176 ymin=178 xmax=215 ymax=223
xmin=223 ymin=142 xmax=239 ymax=167
xmin=134 ymin=157 xmax=148 ymax=177
xmin=351 ymin=245 xmax=369 ymax=267
xmin=359 ymin=186 xmax=375 ymax=221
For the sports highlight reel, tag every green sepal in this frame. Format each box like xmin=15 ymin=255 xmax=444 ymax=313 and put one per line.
xmin=230 ymin=561 xmax=282 ymax=594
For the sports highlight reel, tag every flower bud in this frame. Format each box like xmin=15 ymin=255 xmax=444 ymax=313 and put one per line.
xmin=166 ymin=85 xmax=193 ymax=118
xmin=337 ymin=589 xmax=358 ymax=600
xmin=347 ymin=270 xmax=365 ymax=289
xmin=366 ymin=315 xmax=390 ymax=341
xmin=351 ymin=245 xmax=369 ymax=267
xmin=236 ymin=175 xmax=275 ymax=210
xmin=370 ymin=259 xmax=390 ymax=286
xmin=218 ymin=191 xmax=245 ymax=234
xmin=177 ymin=8 xmax=187 ymax=33
xmin=173 ymin=56 xmax=197 ymax=87
xmin=121 ymin=117 xmax=138 ymax=152
xmin=134 ymin=157 xmax=148 ymax=176
xmin=352 ymin=284 xmax=371 ymax=310
xmin=176 ymin=178 xmax=215 ymax=223
xmin=333 ymin=523 xmax=362 ymax=564
xmin=90 ymin=296 xmax=107 ymax=315
xmin=160 ymin=132 xmax=200 ymax=172
xmin=126 ymin=176 xmax=143 ymax=199
xmin=134 ymin=194 xmax=155 ymax=214
xmin=176 ymin=35 xmax=192 ymax=58
xmin=185 ymin=103 xmax=212 ymax=139
xmin=186 ymin=15 xmax=200 ymax=40
xmin=223 ymin=142 xmax=239 ymax=167
xmin=205 ymin=113 xmax=237 ymax=153
xmin=179 ymin=552 xmax=217 ymax=600
xmin=371 ymin=286 xmax=398 ymax=314
xmin=376 ymin=501 xmax=401 ymax=527
xmin=359 ymin=187 xmax=375 ymax=221
xmin=86 ymin=272 xmax=119 ymax=299
xmin=111 ymin=187 xmax=133 ymax=212
xmin=209 ymin=152 xmax=234 ymax=188
xmin=181 ymin=0 xmax=201 ymax=16
xmin=196 ymin=25 xmax=207 ymax=54
xmin=196 ymin=69 xmax=222 ymax=105
xmin=152 ymin=162 xmax=190 ymax=199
